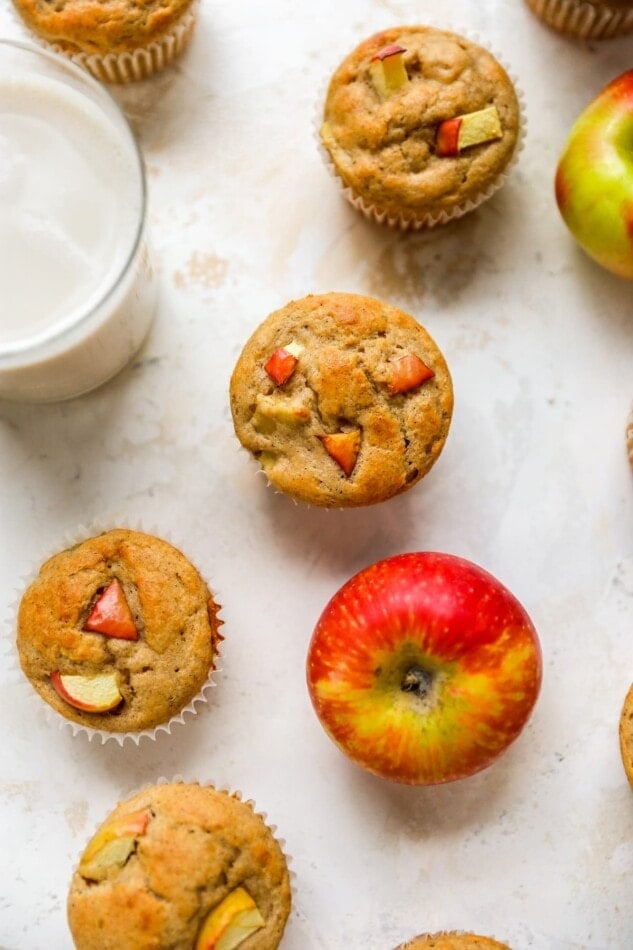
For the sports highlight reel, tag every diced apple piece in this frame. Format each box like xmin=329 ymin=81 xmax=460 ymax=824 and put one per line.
xmin=436 ymin=105 xmax=502 ymax=157
xmin=252 ymin=394 xmax=310 ymax=433
xmin=50 ymin=670 xmax=123 ymax=713
xmin=80 ymin=808 xmax=151 ymax=881
xmin=84 ymin=579 xmax=138 ymax=641
xmin=196 ymin=887 xmax=265 ymax=950
xmin=370 ymin=44 xmax=409 ymax=99
xmin=264 ymin=341 xmax=303 ymax=386
xmin=389 ymin=354 xmax=435 ymax=394
xmin=319 ymin=430 xmax=361 ymax=477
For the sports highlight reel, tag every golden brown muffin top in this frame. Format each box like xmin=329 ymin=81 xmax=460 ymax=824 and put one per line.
xmin=230 ymin=293 xmax=453 ymax=508
xmin=68 ymin=783 xmax=291 ymax=950
xmin=619 ymin=682 xmax=633 ymax=786
xmin=17 ymin=529 xmax=222 ymax=733
xmin=12 ymin=0 xmax=195 ymax=55
xmin=396 ymin=933 xmax=511 ymax=950
xmin=321 ymin=27 xmax=520 ymax=221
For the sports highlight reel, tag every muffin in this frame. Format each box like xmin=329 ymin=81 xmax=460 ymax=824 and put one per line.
xmin=320 ymin=27 xmax=521 ymax=229
xmin=525 ymin=0 xmax=633 ymax=39
xmin=68 ymin=782 xmax=291 ymax=950
xmin=11 ymin=0 xmax=198 ymax=82
xmin=230 ymin=293 xmax=453 ymax=507
xmin=395 ymin=935 xmax=511 ymax=950
xmin=619 ymin=682 xmax=633 ymax=785
xmin=17 ymin=529 xmax=222 ymax=735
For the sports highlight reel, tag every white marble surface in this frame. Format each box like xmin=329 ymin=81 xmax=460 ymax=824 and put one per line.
xmin=1 ymin=2 xmax=632 ymax=948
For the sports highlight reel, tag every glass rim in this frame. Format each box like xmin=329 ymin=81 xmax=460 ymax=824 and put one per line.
xmin=0 ymin=37 xmax=147 ymax=366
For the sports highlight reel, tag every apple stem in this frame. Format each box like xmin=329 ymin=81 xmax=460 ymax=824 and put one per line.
xmin=401 ymin=666 xmax=433 ymax=698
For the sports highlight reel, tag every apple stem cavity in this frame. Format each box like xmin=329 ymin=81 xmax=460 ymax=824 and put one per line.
xmin=401 ymin=666 xmax=434 ymax=699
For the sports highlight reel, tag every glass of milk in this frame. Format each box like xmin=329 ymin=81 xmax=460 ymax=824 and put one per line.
xmin=0 ymin=40 xmax=157 ymax=402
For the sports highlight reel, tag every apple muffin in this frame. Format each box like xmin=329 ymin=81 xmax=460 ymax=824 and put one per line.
xmin=17 ymin=529 xmax=222 ymax=735
xmin=230 ymin=292 xmax=453 ymax=507
xmin=68 ymin=782 xmax=291 ymax=950
xmin=11 ymin=0 xmax=198 ymax=82
xmin=395 ymin=934 xmax=511 ymax=950
xmin=525 ymin=0 xmax=633 ymax=39
xmin=320 ymin=27 xmax=521 ymax=228
xmin=619 ymin=682 xmax=633 ymax=786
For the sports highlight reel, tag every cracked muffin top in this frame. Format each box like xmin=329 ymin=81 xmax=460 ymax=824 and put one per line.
xmin=67 ymin=782 xmax=291 ymax=950
xmin=320 ymin=27 xmax=520 ymax=223
xmin=17 ymin=529 xmax=222 ymax=733
xmin=396 ymin=934 xmax=511 ymax=950
xmin=230 ymin=293 xmax=453 ymax=508
xmin=12 ymin=0 xmax=195 ymax=55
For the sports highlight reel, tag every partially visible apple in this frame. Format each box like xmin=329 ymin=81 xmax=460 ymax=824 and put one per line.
xmin=196 ymin=887 xmax=265 ymax=950
xmin=306 ymin=552 xmax=542 ymax=785
xmin=50 ymin=670 xmax=123 ymax=713
xmin=84 ymin=579 xmax=138 ymax=640
xmin=79 ymin=808 xmax=151 ymax=881
xmin=555 ymin=69 xmax=633 ymax=280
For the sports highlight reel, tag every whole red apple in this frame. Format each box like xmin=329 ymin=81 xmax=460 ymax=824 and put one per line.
xmin=306 ymin=552 xmax=542 ymax=785
xmin=555 ymin=69 xmax=633 ymax=280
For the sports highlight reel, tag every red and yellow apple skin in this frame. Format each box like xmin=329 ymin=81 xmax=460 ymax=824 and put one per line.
xmin=555 ymin=69 xmax=633 ymax=280
xmin=306 ymin=552 xmax=542 ymax=785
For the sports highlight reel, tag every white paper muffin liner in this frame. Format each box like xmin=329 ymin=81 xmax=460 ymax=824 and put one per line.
xmin=69 ymin=777 xmax=295 ymax=931
xmin=525 ymin=0 xmax=633 ymax=39
xmin=315 ymin=26 xmax=527 ymax=231
xmin=10 ymin=519 xmax=223 ymax=746
xmin=627 ymin=406 xmax=633 ymax=472
xmin=11 ymin=2 xmax=198 ymax=83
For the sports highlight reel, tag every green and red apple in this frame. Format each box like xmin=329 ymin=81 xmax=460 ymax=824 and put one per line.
xmin=555 ymin=69 xmax=633 ymax=279
xmin=306 ymin=552 xmax=542 ymax=785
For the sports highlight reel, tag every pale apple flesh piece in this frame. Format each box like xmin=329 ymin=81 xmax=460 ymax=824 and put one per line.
xmin=252 ymin=394 xmax=311 ymax=434
xmin=196 ymin=887 xmax=265 ymax=950
xmin=84 ymin=578 xmax=138 ymax=640
xmin=80 ymin=808 xmax=151 ymax=881
xmin=50 ymin=670 xmax=123 ymax=713
xmin=436 ymin=105 xmax=502 ymax=157
xmin=369 ymin=44 xmax=409 ymax=99
xmin=319 ymin=430 xmax=362 ymax=477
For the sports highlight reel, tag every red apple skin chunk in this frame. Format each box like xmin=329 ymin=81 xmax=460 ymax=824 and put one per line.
xmin=436 ymin=118 xmax=462 ymax=157
xmin=319 ymin=431 xmax=362 ymax=477
xmin=306 ymin=552 xmax=542 ymax=786
xmin=389 ymin=354 xmax=435 ymax=394
xmin=50 ymin=670 xmax=123 ymax=713
xmin=264 ymin=348 xmax=298 ymax=386
xmin=84 ymin=579 xmax=138 ymax=641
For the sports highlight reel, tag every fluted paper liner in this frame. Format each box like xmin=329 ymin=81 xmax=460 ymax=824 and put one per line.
xmin=525 ymin=0 xmax=633 ymax=39
xmin=316 ymin=27 xmax=526 ymax=231
xmin=11 ymin=3 xmax=198 ymax=83
xmin=10 ymin=519 xmax=223 ymax=746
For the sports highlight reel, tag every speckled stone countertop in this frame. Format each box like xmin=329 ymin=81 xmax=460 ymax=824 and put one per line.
xmin=1 ymin=3 xmax=632 ymax=948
